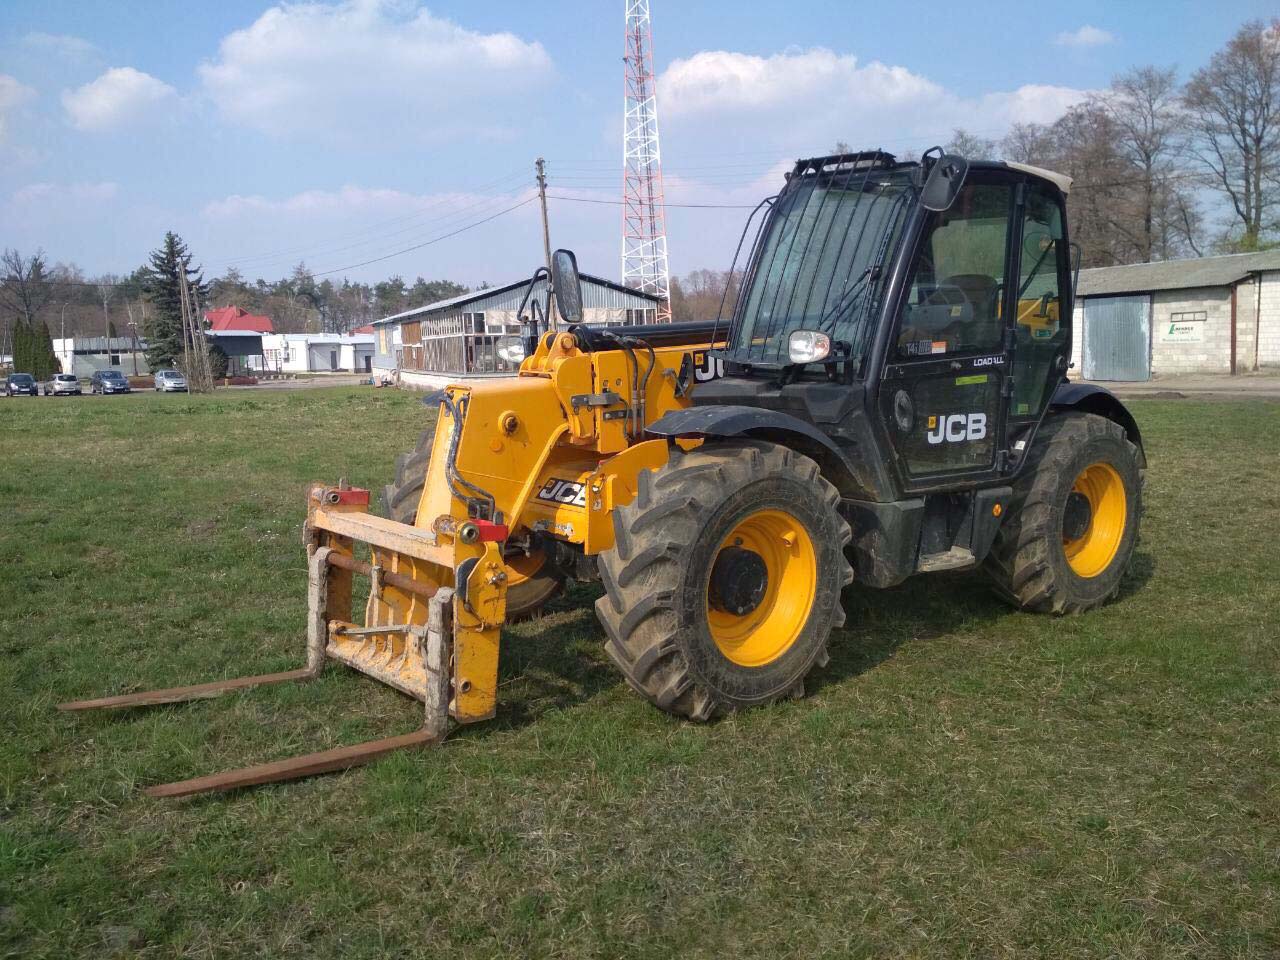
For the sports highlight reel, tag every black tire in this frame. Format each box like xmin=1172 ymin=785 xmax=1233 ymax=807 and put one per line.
xmin=595 ymin=440 xmax=853 ymax=721
xmin=985 ymin=412 xmax=1141 ymax=614
xmin=381 ymin=429 xmax=564 ymax=620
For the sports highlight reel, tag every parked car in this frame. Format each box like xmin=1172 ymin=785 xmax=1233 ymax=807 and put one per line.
xmin=44 ymin=373 xmax=83 ymax=396
xmin=90 ymin=370 xmax=131 ymax=395
xmin=153 ymin=369 xmax=188 ymax=392
xmin=4 ymin=373 xmax=38 ymax=397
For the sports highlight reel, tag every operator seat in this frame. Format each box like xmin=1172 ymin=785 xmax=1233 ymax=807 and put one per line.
xmin=942 ymin=274 xmax=1001 ymax=349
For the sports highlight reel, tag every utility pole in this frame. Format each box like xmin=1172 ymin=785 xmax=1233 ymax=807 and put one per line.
xmin=536 ymin=157 xmax=553 ymax=272
xmin=536 ymin=157 xmax=557 ymax=328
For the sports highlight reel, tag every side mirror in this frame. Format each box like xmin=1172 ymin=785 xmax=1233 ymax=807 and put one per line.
xmin=551 ymin=248 xmax=584 ymax=325
xmin=920 ymin=152 xmax=969 ymax=212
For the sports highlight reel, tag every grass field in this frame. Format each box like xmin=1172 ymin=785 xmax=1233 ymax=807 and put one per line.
xmin=1 ymin=387 xmax=1278 ymax=959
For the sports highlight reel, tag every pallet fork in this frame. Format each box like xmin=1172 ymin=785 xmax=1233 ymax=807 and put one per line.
xmin=58 ymin=483 xmax=506 ymax=798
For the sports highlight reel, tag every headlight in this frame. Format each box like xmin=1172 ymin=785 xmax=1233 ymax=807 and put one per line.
xmin=787 ymin=329 xmax=832 ymax=364
xmin=495 ymin=335 xmax=527 ymax=364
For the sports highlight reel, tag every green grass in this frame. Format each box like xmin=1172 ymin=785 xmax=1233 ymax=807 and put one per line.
xmin=1 ymin=387 xmax=1278 ymax=958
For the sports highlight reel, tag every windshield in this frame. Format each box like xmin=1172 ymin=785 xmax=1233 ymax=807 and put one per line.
xmin=725 ymin=160 xmax=915 ymax=369
xmin=101 ymin=372 xmax=123 ymax=379
xmin=57 ymin=374 xmax=77 ymax=381
xmin=11 ymin=374 xmax=33 ymax=383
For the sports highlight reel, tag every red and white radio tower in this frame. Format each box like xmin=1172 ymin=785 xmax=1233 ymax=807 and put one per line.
xmin=622 ymin=0 xmax=672 ymax=322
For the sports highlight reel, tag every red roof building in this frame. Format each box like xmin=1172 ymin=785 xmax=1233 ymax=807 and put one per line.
xmin=205 ymin=306 xmax=274 ymax=333
xmin=351 ymin=324 xmax=375 ymax=334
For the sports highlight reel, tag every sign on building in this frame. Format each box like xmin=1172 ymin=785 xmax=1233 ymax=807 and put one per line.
xmin=1159 ymin=311 xmax=1206 ymax=344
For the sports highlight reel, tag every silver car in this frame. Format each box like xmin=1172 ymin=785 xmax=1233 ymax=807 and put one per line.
xmin=153 ymin=369 xmax=188 ymax=392
xmin=44 ymin=373 xmax=82 ymax=396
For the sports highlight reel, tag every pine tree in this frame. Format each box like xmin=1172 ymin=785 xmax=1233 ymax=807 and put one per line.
xmin=11 ymin=321 xmax=32 ymax=374
xmin=32 ymin=322 xmax=58 ymax=379
xmin=142 ymin=232 xmax=207 ymax=369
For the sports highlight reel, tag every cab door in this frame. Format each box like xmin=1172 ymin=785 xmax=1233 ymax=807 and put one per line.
xmin=877 ymin=175 xmax=1017 ymax=492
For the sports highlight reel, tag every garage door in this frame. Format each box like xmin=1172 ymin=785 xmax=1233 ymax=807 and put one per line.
xmin=1083 ymin=295 xmax=1150 ymax=381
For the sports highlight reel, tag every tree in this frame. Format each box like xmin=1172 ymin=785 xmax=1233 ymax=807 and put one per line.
xmin=142 ymin=232 xmax=206 ymax=369
xmin=1001 ymin=122 xmax=1057 ymax=166
xmin=207 ymin=341 xmax=229 ymax=380
xmin=1 ymin=249 xmax=54 ymax=364
xmin=946 ymin=128 xmax=997 ymax=158
xmin=1184 ymin=19 xmax=1280 ymax=250
xmin=96 ymin=277 xmax=117 ymax=348
xmin=1091 ymin=66 xmax=1202 ymax=260
xmin=12 ymin=318 xmax=59 ymax=379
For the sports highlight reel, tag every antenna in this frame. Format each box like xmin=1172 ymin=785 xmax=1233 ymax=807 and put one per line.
xmin=622 ymin=0 xmax=672 ymax=322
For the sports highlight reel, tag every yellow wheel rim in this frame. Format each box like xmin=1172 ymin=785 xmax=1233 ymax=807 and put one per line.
xmin=706 ymin=509 xmax=817 ymax=667
xmin=1063 ymin=461 xmax=1127 ymax=578
xmin=504 ymin=549 xmax=546 ymax=588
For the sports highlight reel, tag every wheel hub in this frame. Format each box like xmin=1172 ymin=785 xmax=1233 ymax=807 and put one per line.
xmin=1063 ymin=491 xmax=1093 ymax=541
xmin=709 ymin=546 xmax=769 ymax=617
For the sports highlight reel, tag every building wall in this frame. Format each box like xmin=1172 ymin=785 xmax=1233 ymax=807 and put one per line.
xmin=372 ymin=278 xmax=662 ymax=376
xmin=1070 ymin=303 xmax=1084 ymax=373
xmin=373 ymin=323 xmax=400 ymax=370
xmin=1073 ymin=270 xmax=1280 ymax=377
xmin=1257 ymin=270 xmax=1280 ymax=368
xmin=53 ymin=338 xmax=151 ymax=378
xmin=1148 ymin=287 xmax=1232 ymax=375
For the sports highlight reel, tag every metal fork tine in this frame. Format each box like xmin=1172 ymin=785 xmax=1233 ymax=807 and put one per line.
xmin=144 ymin=728 xmax=440 ymax=798
xmin=56 ymin=668 xmax=317 ymax=712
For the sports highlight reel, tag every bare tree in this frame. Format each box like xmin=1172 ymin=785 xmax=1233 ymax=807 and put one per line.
xmin=1 ymin=249 xmax=54 ymax=362
xmin=1184 ymin=19 xmax=1280 ymax=250
xmin=946 ymin=128 xmax=998 ymax=159
xmin=1092 ymin=66 xmax=1201 ymax=260
xmin=96 ymin=277 xmax=117 ymax=348
xmin=1001 ymin=122 xmax=1057 ymax=166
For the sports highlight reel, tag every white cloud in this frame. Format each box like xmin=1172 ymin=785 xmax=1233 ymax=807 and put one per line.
xmin=198 ymin=0 xmax=553 ymax=142
xmin=1053 ymin=25 xmax=1116 ymax=48
xmin=0 ymin=73 xmax=36 ymax=142
xmin=657 ymin=48 xmax=1089 ymax=161
xmin=203 ymin=184 xmax=492 ymax=219
xmin=22 ymin=32 xmax=99 ymax=59
xmin=61 ymin=67 xmax=178 ymax=132
xmin=11 ymin=181 xmax=119 ymax=205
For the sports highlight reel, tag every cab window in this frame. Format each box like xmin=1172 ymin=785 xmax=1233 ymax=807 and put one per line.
xmin=896 ymin=182 xmax=1013 ymax=359
xmin=1010 ymin=185 xmax=1069 ymax=420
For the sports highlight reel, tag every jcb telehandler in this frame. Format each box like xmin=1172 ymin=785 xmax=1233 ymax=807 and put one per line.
xmin=61 ymin=149 xmax=1144 ymax=796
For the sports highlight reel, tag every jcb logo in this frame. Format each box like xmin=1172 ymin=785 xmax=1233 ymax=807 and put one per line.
xmin=926 ymin=413 xmax=987 ymax=445
xmin=536 ymin=478 xmax=588 ymax=508
xmin=693 ymin=350 xmax=724 ymax=383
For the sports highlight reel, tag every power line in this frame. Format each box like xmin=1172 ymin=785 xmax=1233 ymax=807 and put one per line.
xmin=216 ymin=168 xmax=531 ymax=269
xmin=309 ymin=195 xmax=537 ymax=277
xmin=549 ymin=194 xmax=758 ymax=209
xmin=213 ymin=185 xmax=534 ymax=276
xmin=9 ymin=195 xmax=538 ymax=288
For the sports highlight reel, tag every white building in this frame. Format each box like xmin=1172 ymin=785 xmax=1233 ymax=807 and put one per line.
xmin=53 ymin=337 xmax=150 ymax=378
xmin=1072 ymin=250 xmax=1280 ymax=380
xmin=254 ymin=333 xmax=375 ymax=374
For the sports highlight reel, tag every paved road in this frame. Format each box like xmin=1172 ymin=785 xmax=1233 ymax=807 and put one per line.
xmin=1083 ymin=373 xmax=1280 ymax=401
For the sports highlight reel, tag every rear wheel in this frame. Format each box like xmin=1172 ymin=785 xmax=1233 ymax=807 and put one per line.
xmin=596 ymin=440 xmax=852 ymax=720
xmin=985 ymin=412 xmax=1141 ymax=613
xmin=381 ymin=429 xmax=564 ymax=620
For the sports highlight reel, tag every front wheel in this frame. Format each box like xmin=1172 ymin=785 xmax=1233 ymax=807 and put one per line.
xmin=985 ymin=412 xmax=1142 ymax=614
xmin=596 ymin=440 xmax=853 ymax=720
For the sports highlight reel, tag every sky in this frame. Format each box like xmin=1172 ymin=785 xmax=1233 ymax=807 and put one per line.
xmin=0 ymin=0 xmax=1274 ymax=289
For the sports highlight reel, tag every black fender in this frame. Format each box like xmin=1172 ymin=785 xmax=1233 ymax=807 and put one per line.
xmin=646 ymin=405 xmax=862 ymax=491
xmin=1050 ymin=381 xmax=1146 ymax=466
